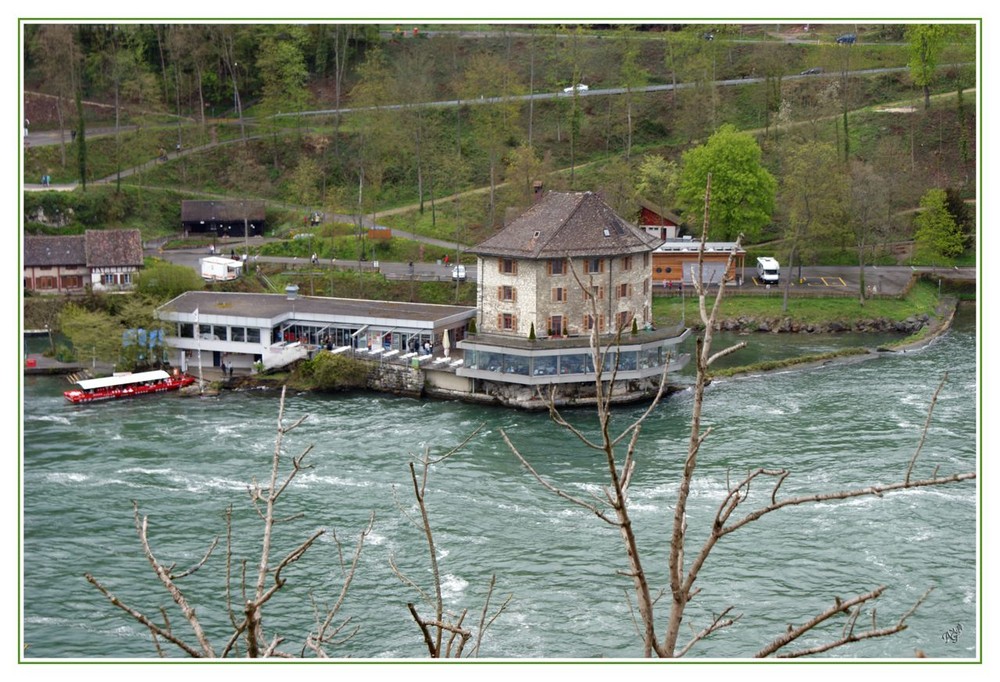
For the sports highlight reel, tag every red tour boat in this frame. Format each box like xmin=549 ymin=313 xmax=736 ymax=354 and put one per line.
xmin=63 ymin=369 xmax=197 ymax=404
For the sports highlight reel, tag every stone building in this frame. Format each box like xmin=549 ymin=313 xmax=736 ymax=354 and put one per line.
xmin=472 ymin=191 xmax=661 ymax=338
xmin=457 ymin=191 xmax=690 ymax=402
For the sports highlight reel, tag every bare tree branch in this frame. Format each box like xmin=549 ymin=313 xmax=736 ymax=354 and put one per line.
xmin=133 ymin=503 xmax=216 ymax=657
xmin=758 ymin=587 xmax=933 ymax=658
xmin=471 ymin=575 xmax=513 ymax=657
xmin=396 ymin=436 xmax=513 ymax=657
xmin=502 ymin=427 xmax=617 ymax=524
xmin=676 ymin=606 xmax=741 ymax=657
xmin=307 ymin=511 xmax=374 ymax=656
xmin=84 ymin=573 xmax=205 ymax=657
xmin=906 ymin=373 xmax=947 ymax=485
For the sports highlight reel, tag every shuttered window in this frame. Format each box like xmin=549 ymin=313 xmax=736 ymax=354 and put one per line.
xmin=498 ymin=313 xmax=518 ymax=331
xmin=498 ymin=285 xmax=517 ymax=302
xmin=499 ymin=258 xmax=518 ymax=275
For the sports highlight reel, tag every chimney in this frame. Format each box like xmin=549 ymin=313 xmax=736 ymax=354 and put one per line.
xmin=285 ymin=284 xmax=299 ymax=300
xmin=533 ymin=180 xmax=544 ymax=203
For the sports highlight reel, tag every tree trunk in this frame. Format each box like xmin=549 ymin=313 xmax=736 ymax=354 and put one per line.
xmin=55 ymin=92 xmax=66 ymax=168
xmin=857 ymin=243 xmax=867 ymax=306
xmin=196 ymin=63 xmax=206 ymax=127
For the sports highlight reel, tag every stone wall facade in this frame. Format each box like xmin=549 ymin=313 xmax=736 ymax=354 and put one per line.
xmin=478 ymin=254 xmax=653 ymax=338
xmin=366 ymin=363 xmax=425 ymax=399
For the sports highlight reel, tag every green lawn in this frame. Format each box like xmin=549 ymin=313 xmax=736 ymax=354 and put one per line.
xmin=654 ymin=279 xmax=941 ymax=327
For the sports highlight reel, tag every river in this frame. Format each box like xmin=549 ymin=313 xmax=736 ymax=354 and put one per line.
xmin=20 ymin=306 xmax=978 ymax=660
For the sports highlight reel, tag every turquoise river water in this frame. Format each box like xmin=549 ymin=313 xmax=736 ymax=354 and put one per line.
xmin=20 ymin=307 xmax=978 ymax=660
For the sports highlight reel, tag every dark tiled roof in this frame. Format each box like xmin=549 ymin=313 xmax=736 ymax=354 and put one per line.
xmin=473 ymin=191 xmax=661 ymax=259
xmin=84 ymin=229 xmax=144 ymax=267
xmin=23 ymin=235 xmax=86 ymax=267
xmin=181 ymin=200 xmax=266 ymax=222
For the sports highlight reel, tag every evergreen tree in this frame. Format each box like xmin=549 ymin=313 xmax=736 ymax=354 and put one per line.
xmin=914 ymin=189 xmax=964 ymax=261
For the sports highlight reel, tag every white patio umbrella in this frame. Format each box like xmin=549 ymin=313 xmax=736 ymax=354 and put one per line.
xmin=443 ymin=329 xmax=451 ymax=357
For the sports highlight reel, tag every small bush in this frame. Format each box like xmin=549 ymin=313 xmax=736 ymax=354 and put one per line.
xmin=294 ymin=352 xmax=369 ymax=391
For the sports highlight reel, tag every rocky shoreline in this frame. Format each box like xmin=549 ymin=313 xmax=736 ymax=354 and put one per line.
xmin=711 ymin=313 xmax=932 ymax=335
xmin=185 ymin=298 xmax=965 ymax=406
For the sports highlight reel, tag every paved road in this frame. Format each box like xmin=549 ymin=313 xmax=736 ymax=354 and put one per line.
xmin=148 ymin=240 xmax=975 ymax=295
xmin=149 ymin=242 xmax=471 ymax=283
xmin=734 ymin=264 xmax=974 ymax=296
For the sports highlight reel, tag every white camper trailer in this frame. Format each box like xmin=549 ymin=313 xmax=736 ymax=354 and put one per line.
xmin=201 ymin=256 xmax=243 ymax=281
xmin=756 ymin=257 xmax=780 ymax=285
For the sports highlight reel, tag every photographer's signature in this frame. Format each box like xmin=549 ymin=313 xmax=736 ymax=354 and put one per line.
xmin=941 ymin=623 xmax=964 ymax=644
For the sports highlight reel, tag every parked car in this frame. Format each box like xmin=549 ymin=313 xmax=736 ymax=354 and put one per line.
xmin=562 ymin=83 xmax=589 ymax=93
xmin=800 ymin=67 xmax=823 ymax=75
xmin=451 ymin=265 xmax=467 ymax=281
xmin=836 ymin=33 xmax=856 ymax=44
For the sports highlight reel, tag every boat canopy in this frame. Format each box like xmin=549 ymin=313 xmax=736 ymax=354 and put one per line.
xmin=74 ymin=370 xmax=172 ymax=391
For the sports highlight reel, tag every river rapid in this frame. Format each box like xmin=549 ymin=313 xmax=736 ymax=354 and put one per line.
xmin=20 ymin=306 xmax=978 ymax=661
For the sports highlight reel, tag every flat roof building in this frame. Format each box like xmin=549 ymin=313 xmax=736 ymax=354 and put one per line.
xmin=652 ymin=238 xmax=746 ymax=286
xmin=155 ymin=290 xmax=475 ymax=374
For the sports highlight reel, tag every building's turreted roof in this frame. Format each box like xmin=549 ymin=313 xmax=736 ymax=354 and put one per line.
xmin=473 ymin=191 xmax=661 ymax=259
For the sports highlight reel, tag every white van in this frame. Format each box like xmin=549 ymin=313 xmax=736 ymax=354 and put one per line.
xmin=756 ymin=257 xmax=780 ymax=285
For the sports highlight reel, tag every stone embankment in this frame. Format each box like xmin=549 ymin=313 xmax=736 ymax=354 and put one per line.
xmin=712 ymin=314 xmax=931 ymax=335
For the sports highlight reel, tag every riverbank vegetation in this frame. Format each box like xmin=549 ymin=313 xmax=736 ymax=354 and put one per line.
xmin=710 ymin=346 xmax=873 ymax=378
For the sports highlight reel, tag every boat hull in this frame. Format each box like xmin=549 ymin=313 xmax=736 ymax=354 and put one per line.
xmin=64 ymin=375 xmax=197 ymax=404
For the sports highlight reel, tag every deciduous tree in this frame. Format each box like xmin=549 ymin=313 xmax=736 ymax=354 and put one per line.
xmin=459 ymin=52 xmax=524 ymax=228
xmin=676 ymin=124 xmax=776 ymax=241
xmin=617 ymin=26 xmax=649 ymax=161
xmin=58 ymin=303 xmax=123 ymax=366
xmin=848 ymin=161 xmax=890 ymax=304
xmin=255 ymin=25 xmax=310 ymax=167
xmin=504 ymin=144 xmax=547 ymax=207
xmin=350 ymin=46 xmax=402 ymax=237
xmin=779 ymin=140 xmax=847 ymax=310
xmin=135 ymin=260 xmax=205 ymax=301
xmin=29 ymin=24 xmax=82 ymax=169
xmin=635 ymin=154 xmax=679 ymax=225
xmin=906 ymin=24 xmax=950 ymax=110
